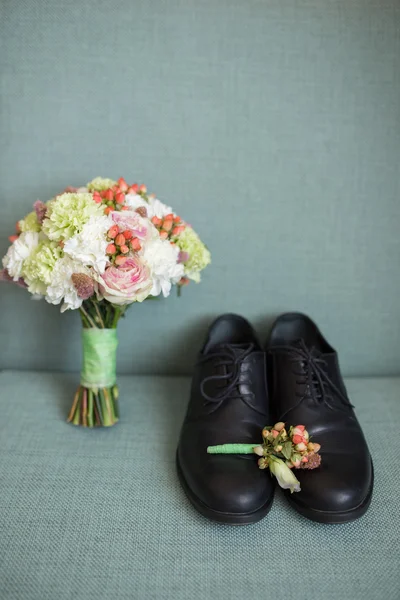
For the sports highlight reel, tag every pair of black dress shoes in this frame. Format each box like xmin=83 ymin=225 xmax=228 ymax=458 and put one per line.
xmin=177 ymin=313 xmax=373 ymax=524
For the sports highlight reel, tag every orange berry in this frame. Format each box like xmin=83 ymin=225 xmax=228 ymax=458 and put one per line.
xmin=122 ymin=230 xmax=133 ymax=240
xmin=128 ymin=184 xmax=139 ymax=194
xmin=93 ymin=191 xmax=102 ymax=204
xmin=107 ymin=225 xmax=119 ymax=239
xmin=139 ymin=184 xmax=147 ymax=193
xmin=301 ymin=456 xmax=309 ymax=463
xmin=120 ymin=244 xmax=129 ymax=254
xmin=130 ymin=237 xmax=141 ymax=251
xmin=117 ymin=177 xmax=128 ymax=192
xmin=179 ymin=276 xmax=190 ymax=286
xmin=106 ymin=243 xmax=116 ymax=255
xmin=159 ymin=231 xmax=168 ymax=240
xmin=115 ymin=233 xmax=126 ymax=246
xmin=173 ymin=216 xmax=181 ymax=224
xmin=8 ymin=235 xmax=18 ymax=243
xmin=164 ymin=213 xmax=174 ymax=220
xmin=292 ymin=435 xmax=303 ymax=445
xmin=151 ymin=216 xmax=162 ymax=227
xmin=162 ymin=219 xmax=173 ymax=232
xmin=115 ymin=255 xmax=128 ymax=266
xmin=115 ymin=192 xmax=125 ymax=205
xmin=104 ymin=189 xmax=114 ymax=201
xmin=172 ymin=225 xmax=185 ymax=236
xmin=104 ymin=207 xmax=113 ymax=215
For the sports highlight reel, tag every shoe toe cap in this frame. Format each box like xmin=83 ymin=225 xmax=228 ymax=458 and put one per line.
xmin=293 ymin=451 xmax=373 ymax=515
xmin=179 ymin=450 xmax=273 ymax=516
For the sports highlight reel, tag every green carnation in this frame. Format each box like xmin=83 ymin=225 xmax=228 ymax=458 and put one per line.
xmin=21 ymin=239 xmax=63 ymax=295
xmin=176 ymin=227 xmax=211 ymax=283
xmin=42 ymin=193 xmax=103 ymax=241
xmin=86 ymin=177 xmax=117 ymax=192
xmin=19 ymin=211 xmax=41 ymax=233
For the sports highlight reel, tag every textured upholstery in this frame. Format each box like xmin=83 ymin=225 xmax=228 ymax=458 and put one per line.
xmin=0 ymin=371 xmax=399 ymax=600
xmin=1 ymin=0 xmax=399 ymax=376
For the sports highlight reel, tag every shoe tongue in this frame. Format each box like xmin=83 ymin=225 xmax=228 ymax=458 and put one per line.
xmin=216 ymin=342 xmax=255 ymax=358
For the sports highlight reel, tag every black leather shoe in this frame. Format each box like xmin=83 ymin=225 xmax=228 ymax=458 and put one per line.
xmin=177 ymin=314 xmax=274 ymax=524
xmin=266 ymin=313 xmax=373 ymax=523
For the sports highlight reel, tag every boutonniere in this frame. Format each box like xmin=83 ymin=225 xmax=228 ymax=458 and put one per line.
xmin=207 ymin=422 xmax=321 ymax=493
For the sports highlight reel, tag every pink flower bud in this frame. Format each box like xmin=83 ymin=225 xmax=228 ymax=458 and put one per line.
xmin=8 ymin=235 xmax=19 ymax=243
xmin=273 ymin=422 xmax=285 ymax=432
xmin=262 ymin=428 xmax=269 ymax=438
xmin=71 ymin=273 xmax=95 ymax=300
xmin=159 ymin=231 xmax=168 ymax=240
xmin=292 ymin=427 xmax=304 ymax=437
xmin=312 ymin=443 xmax=321 ymax=453
xmin=301 ymin=456 xmax=309 ymax=463
xmin=120 ymin=244 xmax=129 ymax=254
xmin=173 ymin=215 xmax=181 ymax=224
xmin=93 ymin=191 xmax=102 ymax=204
xmin=115 ymin=192 xmax=125 ymax=205
xmin=151 ymin=216 xmax=162 ymax=227
xmin=128 ymin=184 xmax=139 ymax=194
xmin=271 ymin=430 xmax=279 ymax=438
xmin=275 ymin=445 xmax=283 ymax=452
xmin=295 ymin=425 xmax=305 ymax=432
xmin=104 ymin=189 xmax=114 ymax=201
xmin=139 ymin=184 xmax=147 ymax=193
xmin=115 ymin=255 xmax=128 ymax=266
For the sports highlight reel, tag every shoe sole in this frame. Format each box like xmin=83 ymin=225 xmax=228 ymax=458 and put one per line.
xmin=176 ymin=452 xmax=274 ymax=525
xmin=285 ymin=460 xmax=374 ymax=524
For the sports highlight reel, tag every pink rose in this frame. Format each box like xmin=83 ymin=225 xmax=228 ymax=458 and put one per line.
xmin=112 ymin=211 xmax=149 ymax=241
xmin=98 ymin=256 xmax=152 ymax=305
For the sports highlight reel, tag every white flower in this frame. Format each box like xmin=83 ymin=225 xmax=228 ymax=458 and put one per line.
xmin=63 ymin=214 xmax=112 ymax=274
xmin=268 ymin=456 xmax=301 ymax=493
xmin=125 ymin=194 xmax=173 ymax=219
xmin=46 ymin=256 xmax=93 ymax=312
xmin=142 ymin=237 xmax=184 ymax=297
xmin=2 ymin=231 xmax=40 ymax=281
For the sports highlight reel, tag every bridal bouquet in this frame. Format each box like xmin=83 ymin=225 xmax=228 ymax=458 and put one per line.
xmin=1 ymin=177 xmax=211 ymax=427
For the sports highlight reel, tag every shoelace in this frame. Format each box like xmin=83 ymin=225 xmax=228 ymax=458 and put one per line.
xmin=269 ymin=339 xmax=354 ymax=417
xmin=198 ymin=343 xmax=257 ymax=413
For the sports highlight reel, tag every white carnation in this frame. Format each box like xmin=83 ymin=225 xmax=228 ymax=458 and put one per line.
xmin=63 ymin=214 xmax=112 ymax=274
xmin=142 ymin=237 xmax=184 ymax=298
xmin=125 ymin=194 xmax=173 ymax=219
xmin=46 ymin=256 xmax=92 ymax=312
xmin=2 ymin=231 xmax=40 ymax=281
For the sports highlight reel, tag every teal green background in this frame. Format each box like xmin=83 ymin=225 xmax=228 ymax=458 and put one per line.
xmin=0 ymin=0 xmax=399 ymax=376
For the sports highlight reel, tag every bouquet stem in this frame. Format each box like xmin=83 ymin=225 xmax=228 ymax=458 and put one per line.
xmin=68 ymin=384 xmax=119 ymax=427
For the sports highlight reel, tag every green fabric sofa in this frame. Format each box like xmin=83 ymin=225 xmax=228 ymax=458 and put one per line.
xmin=1 ymin=1 xmax=399 ymax=599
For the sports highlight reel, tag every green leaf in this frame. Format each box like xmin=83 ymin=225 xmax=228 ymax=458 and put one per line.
xmin=282 ymin=441 xmax=293 ymax=460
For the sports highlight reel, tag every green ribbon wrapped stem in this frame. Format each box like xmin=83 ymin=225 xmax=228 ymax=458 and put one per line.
xmin=207 ymin=444 xmax=258 ymax=454
xmin=80 ymin=328 xmax=118 ymax=389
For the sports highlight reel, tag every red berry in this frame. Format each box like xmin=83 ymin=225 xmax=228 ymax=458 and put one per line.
xmin=115 ymin=255 xmax=128 ymax=266
xmin=115 ymin=192 xmax=125 ymax=205
xmin=122 ymin=230 xmax=133 ymax=240
xmin=162 ymin=219 xmax=173 ymax=232
xmin=104 ymin=207 xmax=113 ymax=215
xmin=107 ymin=225 xmax=119 ymax=239
xmin=104 ymin=189 xmax=114 ymax=201
xmin=128 ymin=184 xmax=139 ymax=194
